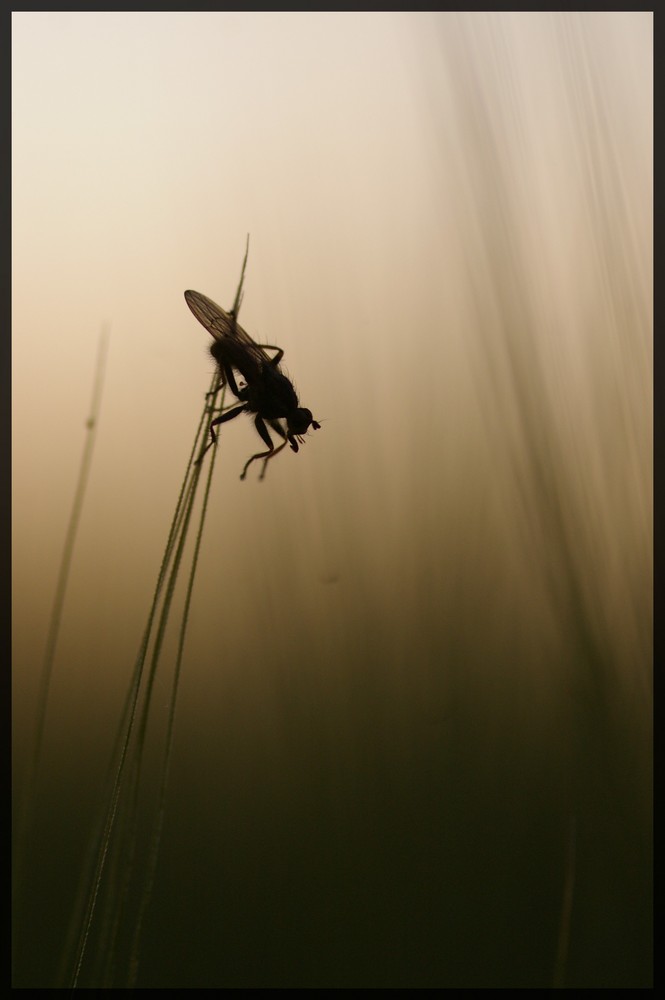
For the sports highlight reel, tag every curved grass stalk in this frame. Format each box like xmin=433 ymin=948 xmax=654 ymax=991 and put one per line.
xmin=68 ymin=240 xmax=250 ymax=988
xmin=56 ymin=387 xmax=213 ymax=986
xmin=68 ymin=381 xmax=222 ymax=990
xmin=127 ymin=393 xmax=223 ymax=987
xmin=97 ymin=392 xmax=222 ymax=987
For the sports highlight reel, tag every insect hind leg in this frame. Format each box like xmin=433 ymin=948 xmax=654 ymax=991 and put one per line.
xmin=195 ymin=403 xmax=248 ymax=465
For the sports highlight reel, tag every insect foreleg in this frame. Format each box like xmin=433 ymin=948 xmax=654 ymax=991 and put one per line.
xmin=240 ymin=418 xmax=289 ymax=481
xmin=222 ymin=363 xmax=244 ymax=399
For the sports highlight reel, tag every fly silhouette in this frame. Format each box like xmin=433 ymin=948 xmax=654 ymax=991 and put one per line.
xmin=185 ymin=287 xmax=320 ymax=480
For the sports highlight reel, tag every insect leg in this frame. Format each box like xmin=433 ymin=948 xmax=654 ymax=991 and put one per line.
xmin=208 ymin=399 xmax=244 ymax=415
xmin=222 ymin=363 xmax=244 ymax=399
xmin=240 ymin=416 xmax=273 ymax=480
xmin=258 ymin=421 xmax=290 ymax=479
xmin=195 ymin=403 xmax=248 ymax=465
xmin=240 ymin=417 xmax=286 ymax=480
xmin=206 ymin=352 xmax=244 ymax=399
xmin=210 ymin=403 xmax=248 ymax=437
xmin=260 ymin=345 xmax=285 ymax=367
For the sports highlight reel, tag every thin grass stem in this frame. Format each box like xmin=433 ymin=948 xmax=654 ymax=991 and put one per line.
xmin=68 ymin=241 xmax=249 ymax=988
xmin=13 ymin=326 xmax=109 ymax=960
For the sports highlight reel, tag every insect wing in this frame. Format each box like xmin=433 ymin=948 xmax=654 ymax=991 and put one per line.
xmin=185 ymin=290 xmax=237 ymax=340
xmin=185 ymin=289 xmax=271 ymax=360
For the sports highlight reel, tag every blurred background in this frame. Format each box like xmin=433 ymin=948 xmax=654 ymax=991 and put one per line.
xmin=12 ymin=11 xmax=652 ymax=988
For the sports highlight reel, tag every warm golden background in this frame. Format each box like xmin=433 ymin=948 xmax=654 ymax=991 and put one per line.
xmin=13 ymin=11 xmax=652 ymax=988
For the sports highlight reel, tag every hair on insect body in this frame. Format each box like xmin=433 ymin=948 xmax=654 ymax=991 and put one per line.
xmin=185 ymin=288 xmax=320 ymax=480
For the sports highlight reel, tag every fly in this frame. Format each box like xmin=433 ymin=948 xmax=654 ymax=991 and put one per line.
xmin=185 ymin=286 xmax=320 ymax=481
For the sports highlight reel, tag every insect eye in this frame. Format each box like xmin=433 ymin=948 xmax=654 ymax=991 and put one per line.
xmin=288 ymin=408 xmax=315 ymax=435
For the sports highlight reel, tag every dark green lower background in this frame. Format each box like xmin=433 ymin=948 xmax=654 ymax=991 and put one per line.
xmin=13 ymin=633 xmax=652 ymax=989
